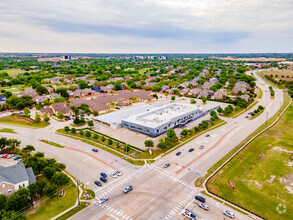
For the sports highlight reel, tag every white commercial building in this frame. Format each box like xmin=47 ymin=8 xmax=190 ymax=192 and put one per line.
xmin=122 ymin=103 xmax=206 ymax=137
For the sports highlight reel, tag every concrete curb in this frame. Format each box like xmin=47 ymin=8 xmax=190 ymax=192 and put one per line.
xmin=203 ymin=94 xmax=291 ymax=219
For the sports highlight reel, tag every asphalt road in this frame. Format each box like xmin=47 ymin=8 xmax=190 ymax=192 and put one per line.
xmin=0 ymin=70 xmax=284 ymax=220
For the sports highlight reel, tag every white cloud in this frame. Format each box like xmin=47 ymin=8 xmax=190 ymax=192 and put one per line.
xmin=0 ymin=0 xmax=292 ymax=53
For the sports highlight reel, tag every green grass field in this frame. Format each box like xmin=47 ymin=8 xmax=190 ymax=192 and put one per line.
xmin=0 ymin=68 xmax=24 ymax=76
xmin=207 ymin=98 xmax=293 ymax=219
xmin=27 ymin=181 xmax=77 ymax=220
xmin=0 ymin=116 xmax=50 ymax=128
xmin=0 ymin=84 xmax=30 ymax=92
xmin=0 ymin=128 xmax=16 ymax=133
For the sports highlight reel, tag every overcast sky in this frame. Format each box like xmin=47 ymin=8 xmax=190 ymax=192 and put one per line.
xmin=1 ymin=0 xmax=293 ymax=53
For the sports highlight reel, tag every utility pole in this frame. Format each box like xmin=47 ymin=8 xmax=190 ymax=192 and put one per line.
xmin=76 ymin=179 xmax=80 ymax=208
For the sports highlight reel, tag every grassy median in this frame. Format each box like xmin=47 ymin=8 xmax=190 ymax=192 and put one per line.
xmin=206 ymin=95 xmax=293 ymax=220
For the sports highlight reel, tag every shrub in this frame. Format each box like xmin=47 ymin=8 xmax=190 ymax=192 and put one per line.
xmin=85 ymin=131 xmax=91 ymax=138
xmin=93 ymin=134 xmax=99 ymax=139
xmin=71 ymin=128 xmax=76 ymax=133
xmin=79 ymin=130 xmax=84 ymax=135
xmin=64 ymin=126 xmax=70 ymax=132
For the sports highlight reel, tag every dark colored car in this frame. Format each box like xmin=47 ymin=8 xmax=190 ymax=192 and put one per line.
xmin=176 ymin=151 xmax=181 ymax=156
xmin=188 ymin=148 xmax=194 ymax=152
xmin=95 ymin=180 xmax=102 ymax=186
xmin=195 ymin=195 xmax=206 ymax=203
xmin=100 ymin=172 xmax=107 ymax=178
xmin=164 ymin=163 xmax=170 ymax=168
xmin=92 ymin=148 xmax=98 ymax=152
xmin=100 ymin=177 xmax=107 ymax=183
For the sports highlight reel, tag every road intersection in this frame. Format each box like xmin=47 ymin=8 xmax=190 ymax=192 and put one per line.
xmin=0 ymin=70 xmax=284 ymax=220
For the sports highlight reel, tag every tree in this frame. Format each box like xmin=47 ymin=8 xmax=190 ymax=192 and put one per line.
xmin=79 ymin=81 xmax=89 ymax=89
xmin=51 ymin=172 xmax=70 ymax=186
xmin=180 ymin=129 xmax=189 ymax=136
xmin=64 ymin=126 xmax=70 ymax=132
xmin=73 ymin=117 xmax=80 ymax=124
xmin=144 ymin=139 xmax=154 ymax=149
xmin=0 ymin=137 xmax=9 ymax=150
xmin=85 ymin=131 xmax=91 ymax=137
xmin=71 ymin=128 xmax=76 ymax=133
xmin=171 ymin=96 xmax=175 ymax=101
xmin=36 ymin=85 xmax=48 ymax=95
xmin=43 ymin=184 xmax=57 ymax=198
xmin=22 ymin=145 xmax=35 ymax=154
xmin=44 ymin=113 xmax=50 ymax=122
xmin=201 ymin=120 xmax=209 ymax=129
xmin=54 ymin=88 xmax=68 ymax=97
xmin=157 ymin=138 xmax=166 ymax=150
xmin=0 ymin=210 xmax=25 ymax=220
xmin=93 ymin=134 xmax=99 ymax=139
xmin=190 ymin=99 xmax=196 ymax=104
xmin=5 ymin=188 xmax=31 ymax=212
xmin=202 ymin=97 xmax=207 ymax=104
xmin=92 ymin=111 xmax=99 ymax=116
xmin=194 ymin=126 xmax=200 ymax=132
xmin=108 ymin=138 xmax=113 ymax=145
xmin=79 ymin=130 xmax=84 ymax=135
xmin=210 ymin=110 xmax=217 ymax=117
xmin=43 ymin=167 xmax=56 ymax=180
xmin=0 ymin=194 xmax=6 ymax=210
xmin=54 ymin=97 xmax=65 ymax=102
xmin=101 ymin=136 xmax=106 ymax=142
xmin=23 ymin=107 xmax=30 ymax=117
xmin=152 ymin=94 xmax=158 ymax=99
xmin=217 ymin=107 xmax=223 ymax=113
xmin=35 ymin=112 xmax=41 ymax=123
xmin=114 ymin=83 xmax=122 ymax=90
xmin=57 ymin=111 xmax=65 ymax=119
xmin=87 ymin=120 xmax=94 ymax=127
xmin=124 ymin=145 xmax=130 ymax=153
xmin=8 ymin=139 xmax=21 ymax=151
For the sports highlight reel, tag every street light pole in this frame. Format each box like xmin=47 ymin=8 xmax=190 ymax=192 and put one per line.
xmin=76 ymin=179 xmax=80 ymax=208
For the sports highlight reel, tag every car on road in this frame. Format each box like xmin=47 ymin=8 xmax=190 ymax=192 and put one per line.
xmin=205 ymin=134 xmax=210 ymax=137
xmin=7 ymin=154 xmax=14 ymax=159
xmin=98 ymin=196 xmax=108 ymax=204
xmin=164 ymin=163 xmax=170 ymax=168
xmin=100 ymin=177 xmax=107 ymax=183
xmin=245 ymin=116 xmax=249 ymax=118
xmin=223 ymin=210 xmax=235 ymax=219
xmin=85 ymin=118 xmax=89 ymax=121
xmin=199 ymin=145 xmax=204 ymax=149
xmin=176 ymin=151 xmax=181 ymax=156
xmin=115 ymin=171 xmax=122 ymax=176
xmin=92 ymin=148 xmax=98 ymax=152
xmin=94 ymin=181 xmax=102 ymax=186
xmin=2 ymin=154 xmax=9 ymax=159
xmin=111 ymin=172 xmax=117 ymax=178
xmin=195 ymin=195 xmax=206 ymax=203
xmin=123 ymin=185 xmax=133 ymax=193
xmin=182 ymin=209 xmax=196 ymax=220
xmin=100 ymin=172 xmax=107 ymax=178
xmin=188 ymin=148 xmax=194 ymax=152
xmin=14 ymin=155 xmax=21 ymax=160
xmin=198 ymin=203 xmax=209 ymax=211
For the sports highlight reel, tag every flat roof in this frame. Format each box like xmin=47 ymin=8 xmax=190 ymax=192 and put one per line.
xmin=94 ymin=104 xmax=159 ymax=126
xmin=123 ymin=103 xmax=203 ymax=128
